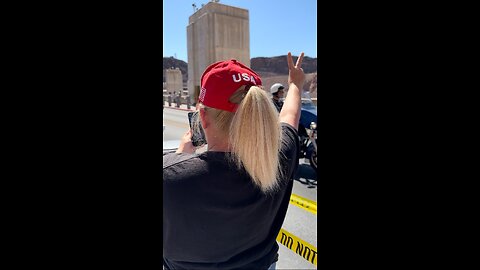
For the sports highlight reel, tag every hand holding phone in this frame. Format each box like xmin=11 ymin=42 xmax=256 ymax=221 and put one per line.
xmin=175 ymin=130 xmax=196 ymax=154
xmin=187 ymin=111 xmax=207 ymax=147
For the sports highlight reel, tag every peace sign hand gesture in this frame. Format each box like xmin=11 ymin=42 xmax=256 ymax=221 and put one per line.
xmin=287 ymin=52 xmax=305 ymax=90
xmin=279 ymin=52 xmax=306 ymax=130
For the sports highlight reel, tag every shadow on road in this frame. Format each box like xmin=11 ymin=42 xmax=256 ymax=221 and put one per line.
xmin=294 ymin=161 xmax=317 ymax=188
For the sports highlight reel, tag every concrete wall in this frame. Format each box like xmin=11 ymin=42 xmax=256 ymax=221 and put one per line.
xmin=187 ymin=2 xmax=250 ymax=101
xmin=163 ymin=68 xmax=183 ymax=93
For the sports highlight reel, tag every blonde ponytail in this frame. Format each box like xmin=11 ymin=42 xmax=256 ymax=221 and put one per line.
xmin=200 ymin=86 xmax=283 ymax=193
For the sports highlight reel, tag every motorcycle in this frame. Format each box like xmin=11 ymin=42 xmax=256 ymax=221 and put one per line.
xmin=298 ymin=93 xmax=318 ymax=171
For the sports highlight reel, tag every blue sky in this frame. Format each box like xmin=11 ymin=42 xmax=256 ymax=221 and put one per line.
xmin=163 ymin=0 xmax=317 ymax=62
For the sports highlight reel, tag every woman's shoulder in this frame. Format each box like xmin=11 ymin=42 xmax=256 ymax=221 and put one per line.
xmin=163 ymin=152 xmax=199 ymax=169
xmin=163 ymin=152 xmax=242 ymax=185
xmin=163 ymin=152 xmax=231 ymax=171
xmin=280 ymin=122 xmax=299 ymax=149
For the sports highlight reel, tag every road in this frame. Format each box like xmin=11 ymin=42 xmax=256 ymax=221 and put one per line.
xmin=163 ymin=106 xmax=318 ymax=269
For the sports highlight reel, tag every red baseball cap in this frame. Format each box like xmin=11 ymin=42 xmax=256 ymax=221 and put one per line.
xmin=199 ymin=59 xmax=262 ymax=112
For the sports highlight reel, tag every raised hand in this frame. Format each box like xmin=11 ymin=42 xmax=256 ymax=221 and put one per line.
xmin=287 ymin=52 xmax=305 ymax=90
xmin=279 ymin=52 xmax=306 ymax=130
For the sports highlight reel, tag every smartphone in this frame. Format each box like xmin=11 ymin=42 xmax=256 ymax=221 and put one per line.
xmin=187 ymin=111 xmax=207 ymax=147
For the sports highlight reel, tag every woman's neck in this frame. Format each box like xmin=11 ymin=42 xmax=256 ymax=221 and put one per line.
xmin=205 ymin=132 xmax=231 ymax=152
xmin=207 ymin=141 xmax=231 ymax=152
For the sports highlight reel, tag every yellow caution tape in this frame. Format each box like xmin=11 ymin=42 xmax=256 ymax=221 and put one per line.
xmin=276 ymin=228 xmax=317 ymax=266
xmin=290 ymin=194 xmax=317 ymax=215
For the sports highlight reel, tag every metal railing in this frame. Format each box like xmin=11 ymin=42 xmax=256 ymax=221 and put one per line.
xmin=162 ymin=93 xmax=316 ymax=109
xmin=163 ymin=93 xmax=193 ymax=109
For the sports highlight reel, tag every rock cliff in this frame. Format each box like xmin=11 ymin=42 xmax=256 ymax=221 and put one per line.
xmin=162 ymin=57 xmax=188 ymax=84
xmin=251 ymin=55 xmax=317 ymax=76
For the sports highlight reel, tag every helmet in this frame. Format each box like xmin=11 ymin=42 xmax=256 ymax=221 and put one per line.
xmin=270 ymin=83 xmax=285 ymax=94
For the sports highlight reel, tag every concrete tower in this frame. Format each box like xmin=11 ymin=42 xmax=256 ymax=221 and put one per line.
xmin=187 ymin=1 xmax=250 ymax=103
xmin=163 ymin=68 xmax=183 ymax=93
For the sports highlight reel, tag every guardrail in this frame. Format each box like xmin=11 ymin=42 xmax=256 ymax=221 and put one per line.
xmin=163 ymin=94 xmax=193 ymax=109
xmin=163 ymin=95 xmax=317 ymax=108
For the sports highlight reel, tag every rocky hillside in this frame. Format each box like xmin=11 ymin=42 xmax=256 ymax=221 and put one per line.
xmin=163 ymin=55 xmax=317 ymax=97
xmin=261 ymin=72 xmax=317 ymax=98
xmin=251 ymin=55 xmax=317 ymax=98
xmin=163 ymin=57 xmax=188 ymax=84
xmin=251 ymin=55 xmax=317 ymax=76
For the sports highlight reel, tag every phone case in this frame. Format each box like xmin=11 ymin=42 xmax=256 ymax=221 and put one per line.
xmin=188 ymin=111 xmax=207 ymax=147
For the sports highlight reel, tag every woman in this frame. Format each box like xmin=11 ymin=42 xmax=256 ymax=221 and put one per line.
xmin=163 ymin=52 xmax=305 ymax=270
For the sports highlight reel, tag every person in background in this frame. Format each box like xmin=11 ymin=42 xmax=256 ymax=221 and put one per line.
xmin=163 ymin=52 xmax=305 ymax=270
xmin=270 ymin=83 xmax=285 ymax=112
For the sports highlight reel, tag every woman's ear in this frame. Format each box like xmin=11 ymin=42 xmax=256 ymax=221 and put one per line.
xmin=199 ymin=108 xmax=208 ymax=129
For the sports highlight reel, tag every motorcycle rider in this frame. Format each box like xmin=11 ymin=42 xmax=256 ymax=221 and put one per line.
xmin=271 ymin=84 xmax=309 ymax=167
xmin=270 ymin=83 xmax=285 ymax=112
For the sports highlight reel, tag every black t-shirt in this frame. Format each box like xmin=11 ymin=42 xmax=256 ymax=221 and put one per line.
xmin=163 ymin=123 xmax=299 ymax=270
xmin=272 ymin=98 xmax=284 ymax=113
